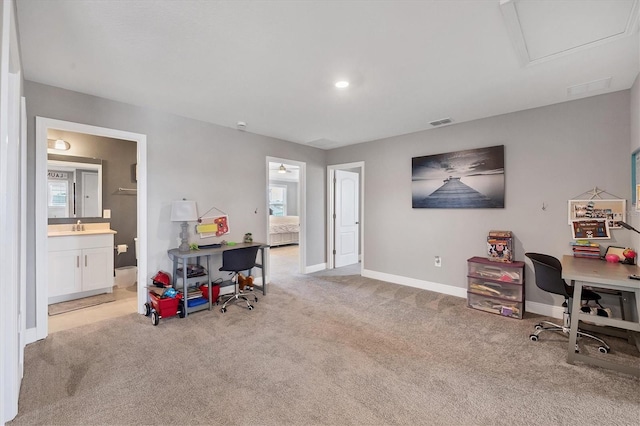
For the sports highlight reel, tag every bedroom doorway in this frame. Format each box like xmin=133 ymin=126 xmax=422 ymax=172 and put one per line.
xmin=266 ymin=158 xmax=305 ymax=277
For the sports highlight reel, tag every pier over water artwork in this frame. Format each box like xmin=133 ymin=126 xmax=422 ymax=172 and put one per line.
xmin=412 ymin=145 xmax=505 ymax=209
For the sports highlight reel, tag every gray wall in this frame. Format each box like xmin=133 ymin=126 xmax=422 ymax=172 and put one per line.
xmin=630 ymin=76 xmax=640 ymax=251
xmin=326 ymin=91 xmax=633 ymax=306
xmin=25 ymin=81 xmax=326 ymax=328
xmin=632 ymin=75 xmax=639 ymax=156
xmin=24 ymin=81 xmax=635 ymax=326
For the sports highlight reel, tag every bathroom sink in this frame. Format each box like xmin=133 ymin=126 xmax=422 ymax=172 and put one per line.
xmin=48 ymin=223 xmax=117 ymax=237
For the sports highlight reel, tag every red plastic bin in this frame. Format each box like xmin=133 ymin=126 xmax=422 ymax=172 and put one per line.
xmin=199 ymin=284 xmax=220 ymax=302
xmin=149 ymin=292 xmax=181 ymax=318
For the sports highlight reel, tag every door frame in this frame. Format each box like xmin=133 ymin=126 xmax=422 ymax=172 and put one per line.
xmin=266 ymin=156 xmax=306 ymax=274
xmin=327 ymin=161 xmax=364 ymax=270
xmin=34 ymin=117 xmax=147 ymax=341
xmin=1 ymin=0 xmax=23 ymax=420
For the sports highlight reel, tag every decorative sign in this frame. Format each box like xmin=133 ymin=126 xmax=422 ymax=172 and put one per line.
xmin=196 ymin=215 xmax=230 ymax=238
xmin=568 ymin=199 xmax=625 ymax=229
xmin=48 ymin=171 xmax=68 ymax=179
xmin=571 ymin=219 xmax=610 ymax=240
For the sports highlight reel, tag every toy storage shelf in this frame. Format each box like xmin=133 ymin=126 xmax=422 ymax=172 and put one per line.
xmin=175 ymin=274 xmax=210 ymax=312
xmin=170 ymin=256 xmax=212 ymax=317
xmin=467 ymin=256 xmax=525 ymax=319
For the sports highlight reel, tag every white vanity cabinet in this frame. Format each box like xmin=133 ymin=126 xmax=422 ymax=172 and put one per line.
xmin=48 ymin=232 xmax=114 ymax=304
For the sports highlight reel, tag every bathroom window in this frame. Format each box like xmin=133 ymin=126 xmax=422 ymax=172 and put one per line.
xmin=269 ymin=185 xmax=287 ymax=216
xmin=48 ymin=180 xmax=69 ymax=217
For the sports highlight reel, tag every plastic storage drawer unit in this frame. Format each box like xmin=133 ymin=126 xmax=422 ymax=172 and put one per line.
xmin=467 ymin=292 xmax=523 ymax=319
xmin=467 ymin=256 xmax=525 ymax=319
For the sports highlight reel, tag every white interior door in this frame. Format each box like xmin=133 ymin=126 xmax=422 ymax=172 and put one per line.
xmin=335 ymin=170 xmax=359 ymax=268
xmin=81 ymin=172 xmax=99 ymax=217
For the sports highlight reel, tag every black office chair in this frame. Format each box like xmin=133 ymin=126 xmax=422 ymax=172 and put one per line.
xmin=219 ymin=245 xmax=260 ymax=313
xmin=524 ymin=253 xmax=610 ymax=354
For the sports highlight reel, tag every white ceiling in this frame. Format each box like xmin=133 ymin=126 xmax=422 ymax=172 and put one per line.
xmin=15 ymin=0 xmax=640 ymax=149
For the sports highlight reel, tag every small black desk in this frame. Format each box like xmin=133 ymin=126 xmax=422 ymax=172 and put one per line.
xmin=167 ymin=242 xmax=269 ymax=317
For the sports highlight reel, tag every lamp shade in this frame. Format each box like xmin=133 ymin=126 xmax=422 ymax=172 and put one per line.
xmin=171 ymin=200 xmax=198 ymax=222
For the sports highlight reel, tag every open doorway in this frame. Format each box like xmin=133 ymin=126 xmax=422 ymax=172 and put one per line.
xmin=266 ymin=158 xmax=305 ymax=278
xmin=327 ymin=162 xmax=364 ymax=274
xmin=34 ymin=118 xmax=147 ymax=341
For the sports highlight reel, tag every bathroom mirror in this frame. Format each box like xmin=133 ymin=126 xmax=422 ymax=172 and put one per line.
xmin=47 ymin=154 xmax=103 ymax=219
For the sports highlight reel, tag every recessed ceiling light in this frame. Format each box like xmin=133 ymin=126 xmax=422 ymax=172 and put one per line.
xmin=335 ymin=81 xmax=349 ymax=89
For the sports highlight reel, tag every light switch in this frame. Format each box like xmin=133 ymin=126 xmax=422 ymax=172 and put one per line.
xmin=103 ymin=209 xmax=111 ymax=219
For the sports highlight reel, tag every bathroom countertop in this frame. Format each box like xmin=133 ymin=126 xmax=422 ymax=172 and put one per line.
xmin=48 ymin=223 xmax=117 ymax=237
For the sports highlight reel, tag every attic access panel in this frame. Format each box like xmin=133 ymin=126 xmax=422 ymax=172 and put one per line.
xmin=501 ymin=0 xmax=639 ymax=64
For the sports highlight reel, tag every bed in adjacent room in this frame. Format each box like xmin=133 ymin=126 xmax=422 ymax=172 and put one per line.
xmin=269 ymin=215 xmax=299 ymax=246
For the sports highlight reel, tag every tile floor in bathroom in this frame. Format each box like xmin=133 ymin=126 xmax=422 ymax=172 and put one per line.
xmin=48 ymin=285 xmax=139 ymax=334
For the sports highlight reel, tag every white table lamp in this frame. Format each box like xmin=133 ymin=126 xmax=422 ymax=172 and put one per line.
xmin=171 ymin=200 xmax=198 ymax=252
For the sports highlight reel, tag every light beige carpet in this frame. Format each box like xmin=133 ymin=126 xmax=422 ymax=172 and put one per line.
xmin=48 ymin=292 xmax=116 ymax=316
xmin=11 ymin=253 xmax=640 ymax=425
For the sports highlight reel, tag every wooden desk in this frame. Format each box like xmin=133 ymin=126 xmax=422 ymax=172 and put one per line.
xmin=167 ymin=242 xmax=269 ymax=317
xmin=561 ymin=255 xmax=640 ymax=377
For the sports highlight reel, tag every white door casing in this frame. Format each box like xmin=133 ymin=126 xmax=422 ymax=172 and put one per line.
xmin=265 ymin=157 xmax=306 ymax=275
xmin=334 ymin=170 xmax=359 ymax=268
xmin=1 ymin=0 xmax=23 ymax=421
xmin=34 ymin=118 xmax=148 ymax=342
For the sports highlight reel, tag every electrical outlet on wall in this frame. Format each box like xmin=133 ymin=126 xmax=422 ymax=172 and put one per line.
xmin=103 ymin=209 xmax=111 ymax=219
xmin=435 ymin=256 xmax=442 ymax=267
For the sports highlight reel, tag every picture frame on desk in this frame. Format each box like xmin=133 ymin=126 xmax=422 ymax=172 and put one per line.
xmin=571 ymin=219 xmax=610 ymax=240
xmin=567 ymin=199 xmax=625 ymax=229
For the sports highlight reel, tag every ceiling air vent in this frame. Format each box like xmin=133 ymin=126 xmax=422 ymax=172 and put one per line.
xmin=429 ymin=118 xmax=453 ymax=127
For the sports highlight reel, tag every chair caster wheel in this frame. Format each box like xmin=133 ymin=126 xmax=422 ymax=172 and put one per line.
xmin=598 ymin=346 xmax=609 ymax=354
xmin=248 ymin=305 xmax=254 ymax=310
xmin=220 ymin=307 xmax=227 ymax=313
xmin=575 ymin=344 xmax=579 ymax=353
xmin=529 ymin=334 xmax=538 ymax=342
xmin=254 ymin=296 xmax=258 ymax=303
xmin=534 ymin=323 xmax=543 ymax=330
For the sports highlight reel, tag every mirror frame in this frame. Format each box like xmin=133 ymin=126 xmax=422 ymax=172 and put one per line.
xmin=47 ymin=154 xmax=103 ymax=219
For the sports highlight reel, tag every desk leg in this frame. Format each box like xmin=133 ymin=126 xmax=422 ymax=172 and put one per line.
xmin=261 ymin=247 xmax=266 ymax=296
xmin=183 ymin=260 xmax=189 ymax=318
xmin=567 ymin=280 xmax=583 ymax=364
xmin=633 ymin=290 xmax=640 ymax=352
xmin=206 ymin=254 xmax=212 ymax=311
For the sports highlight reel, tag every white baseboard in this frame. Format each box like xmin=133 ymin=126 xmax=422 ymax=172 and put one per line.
xmin=361 ymin=269 xmax=563 ymax=318
xmin=282 ymin=261 xmax=561 ymax=320
xmin=362 ymin=269 xmax=467 ymax=298
xmin=305 ymin=263 xmax=326 ymax=274
xmin=25 ymin=327 xmax=38 ymax=345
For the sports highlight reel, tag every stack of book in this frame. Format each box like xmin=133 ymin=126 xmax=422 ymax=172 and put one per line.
xmin=186 ymin=287 xmax=204 ymax=300
xmin=487 ymin=230 xmax=513 ymax=263
xmin=571 ymin=241 xmax=601 ymax=259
